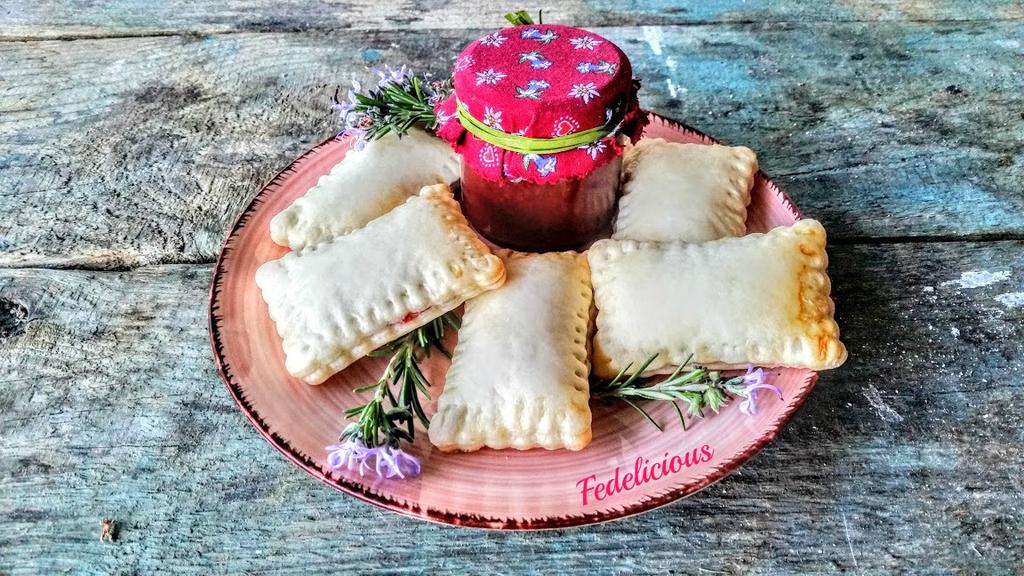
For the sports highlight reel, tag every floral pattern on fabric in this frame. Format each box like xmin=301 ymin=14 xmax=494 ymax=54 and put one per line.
xmin=518 ymin=51 xmax=553 ymax=69
xmin=453 ymin=54 xmax=475 ymax=72
xmin=569 ymin=36 xmax=602 ymax=50
xmin=434 ymin=24 xmax=647 ymax=184
xmin=475 ymin=68 xmax=507 ymax=86
xmin=576 ymin=60 xmax=617 ymax=75
xmin=568 ymin=82 xmax=600 ymax=104
xmin=520 ymin=27 xmax=559 ymax=44
xmin=579 ymin=138 xmax=609 ymax=160
xmin=515 ymin=79 xmax=551 ymax=100
xmin=482 ymin=106 xmax=503 ymax=129
xmin=479 ymin=32 xmax=507 ymax=47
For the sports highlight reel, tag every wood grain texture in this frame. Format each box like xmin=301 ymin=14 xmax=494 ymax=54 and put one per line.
xmin=3 ymin=1 xmax=1023 ymax=572
xmin=2 ymin=23 xmax=1022 ymax=269
xmin=1 ymin=242 xmax=1022 ymax=574
xmin=2 ymin=0 xmax=1022 ymax=39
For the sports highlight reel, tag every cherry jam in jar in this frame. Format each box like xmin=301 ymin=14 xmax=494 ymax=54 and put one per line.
xmin=432 ymin=23 xmax=645 ymax=252
xmin=460 ymin=154 xmax=621 ymax=251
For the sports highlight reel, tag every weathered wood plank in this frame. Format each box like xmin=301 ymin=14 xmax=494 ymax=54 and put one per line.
xmin=2 ymin=0 xmax=1021 ymax=40
xmin=1 ymin=241 xmax=1022 ymax=574
xmin=1 ymin=23 xmax=1021 ymax=269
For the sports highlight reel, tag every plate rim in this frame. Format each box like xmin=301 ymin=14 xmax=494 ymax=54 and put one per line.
xmin=208 ymin=112 xmax=817 ymax=530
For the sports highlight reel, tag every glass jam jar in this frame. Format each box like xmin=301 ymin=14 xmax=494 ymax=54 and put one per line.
xmin=432 ymin=23 xmax=645 ymax=252
xmin=460 ymin=153 xmax=621 ymax=251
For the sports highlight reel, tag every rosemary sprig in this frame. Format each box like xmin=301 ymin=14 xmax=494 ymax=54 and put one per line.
xmin=340 ymin=312 xmax=460 ymax=448
xmin=332 ymin=66 xmax=452 ymax=150
xmin=592 ymin=354 xmax=755 ymax=431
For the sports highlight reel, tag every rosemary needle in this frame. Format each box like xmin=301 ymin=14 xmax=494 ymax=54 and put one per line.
xmin=341 ymin=312 xmax=460 ymax=449
xmin=593 ymin=353 xmax=754 ymax=431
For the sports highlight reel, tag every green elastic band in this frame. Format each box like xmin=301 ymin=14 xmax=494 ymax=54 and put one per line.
xmin=456 ymin=100 xmax=612 ymax=155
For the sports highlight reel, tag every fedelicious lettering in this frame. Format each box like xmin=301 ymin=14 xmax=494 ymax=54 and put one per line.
xmin=575 ymin=444 xmax=716 ymax=506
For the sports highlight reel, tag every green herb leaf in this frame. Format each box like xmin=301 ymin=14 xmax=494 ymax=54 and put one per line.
xmin=504 ymin=10 xmax=535 ymax=26
xmin=592 ymin=353 xmax=747 ymax=431
xmin=338 ymin=312 xmax=457 ymax=448
xmin=703 ymin=387 xmax=726 ymax=414
xmin=334 ymin=68 xmax=453 ymax=146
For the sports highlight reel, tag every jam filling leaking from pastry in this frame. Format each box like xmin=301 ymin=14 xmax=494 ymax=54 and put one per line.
xmin=398 ymin=311 xmax=423 ymax=324
xmin=256 ymin=183 xmax=505 ymax=385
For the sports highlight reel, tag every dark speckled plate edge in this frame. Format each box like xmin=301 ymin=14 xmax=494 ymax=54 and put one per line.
xmin=207 ymin=112 xmax=818 ymax=530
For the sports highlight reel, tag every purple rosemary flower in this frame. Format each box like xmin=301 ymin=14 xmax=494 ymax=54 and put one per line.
xmin=331 ymin=80 xmax=364 ymax=145
xmin=339 ymin=125 xmax=368 ymax=151
xmin=424 ymin=80 xmax=451 ymax=108
xmin=331 ymin=90 xmax=356 ymax=115
xmin=343 ymin=79 xmax=362 ymax=107
xmin=374 ymin=64 xmax=410 ymax=87
xmin=737 ymin=366 xmax=783 ymax=415
xmin=326 ymin=438 xmax=372 ymax=475
xmin=375 ymin=445 xmax=422 ymax=479
xmin=326 ymin=438 xmax=421 ymax=479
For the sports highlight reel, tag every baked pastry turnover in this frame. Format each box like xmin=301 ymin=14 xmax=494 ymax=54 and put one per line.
xmin=256 ymin=184 xmax=505 ymax=385
xmin=589 ymin=219 xmax=847 ymax=378
xmin=429 ymin=251 xmax=593 ymax=452
xmin=270 ymin=129 xmax=459 ymax=251
xmin=614 ymin=139 xmax=757 ymax=243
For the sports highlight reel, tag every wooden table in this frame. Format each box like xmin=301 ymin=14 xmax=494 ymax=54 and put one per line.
xmin=2 ymin=2 xmax=1022 ymax=573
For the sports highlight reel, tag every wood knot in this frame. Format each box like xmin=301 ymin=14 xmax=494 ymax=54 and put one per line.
xmin=0 ymin=298 xmax=29 ymax=340
xmin=100 ymin=518 xmax=116 ymax=543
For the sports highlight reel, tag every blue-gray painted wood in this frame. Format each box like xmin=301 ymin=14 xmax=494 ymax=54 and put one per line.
xmin=1 ymin=1 xmax=1023 ymax=574
xmin=2 ymin=0 xmax=1022 ymax=39
xmin=1 ymin=22 xmax=1022 ymax=269
xmin=1 ymin=242 xmax=1022 ymax=574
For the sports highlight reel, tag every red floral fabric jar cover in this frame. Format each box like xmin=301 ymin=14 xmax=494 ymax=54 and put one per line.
xmin=434 ymin=24 xmax=647 ymax=184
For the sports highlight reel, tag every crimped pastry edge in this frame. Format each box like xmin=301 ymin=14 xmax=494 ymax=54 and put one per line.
xmin=429 ymin=250 xmax=593 ymax=452
xmin=257 ymin=183 xmax=505 ymax=384
xmin=268 ymin=129 xmax=461 ymax=251
xmin=590 ymin=219 xmax=847 ymax=378
xmin=613 ymin=139 xmax=758 ymax=242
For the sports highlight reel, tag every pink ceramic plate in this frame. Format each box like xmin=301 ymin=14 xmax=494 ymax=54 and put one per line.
xmin=209 ymin=113 xmax=817 ymax=529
